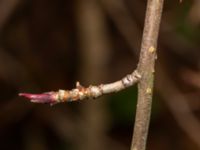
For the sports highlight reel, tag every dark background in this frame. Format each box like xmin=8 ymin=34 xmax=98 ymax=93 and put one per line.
xmin=0 ymin=0 xmax=200 ymax=150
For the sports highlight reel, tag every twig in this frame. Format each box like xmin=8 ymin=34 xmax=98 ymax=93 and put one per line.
xmin=19 ymin=71 xmax=141 ymax=105
xmin=19 ymin=1 xmax=164 ymax=150
xmin=130 ymin=0 xmax=164 ymax=150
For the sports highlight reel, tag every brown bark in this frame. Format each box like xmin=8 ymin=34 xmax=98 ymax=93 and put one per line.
xmin=131 ymin=0 xmax=164 ymax=150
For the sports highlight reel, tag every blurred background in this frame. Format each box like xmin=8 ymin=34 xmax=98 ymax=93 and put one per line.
xmin=0 ymin=0 xmax=200 ymax=150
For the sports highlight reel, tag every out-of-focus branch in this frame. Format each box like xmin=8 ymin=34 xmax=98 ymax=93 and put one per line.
xmin=99 ymin=0 xmax=141 ymax=54
xmin=0 ymin=48 xmax=35 ymax=87
xmin=37 ymin=108 xmax=79 ymax=141
xmin=131 ymin=0 xmax=164 ymax=150
xmin=19 ymin=71 xmax=141 ymax=105
xmin=181 ymin=68 xmax=200 ymax=89
xmin=157 ymin=66 xmax=200 ymax=149
xmin=76 ymin=0 xmax=111 ymax=149
xmin=188 ymin=0 xmax=200 ymax=25
xmin=0 ymin=0 xmax=20 ymax=30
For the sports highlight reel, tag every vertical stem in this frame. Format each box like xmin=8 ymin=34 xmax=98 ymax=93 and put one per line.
xmin=131 ymin=0 xmax=164 ymax=150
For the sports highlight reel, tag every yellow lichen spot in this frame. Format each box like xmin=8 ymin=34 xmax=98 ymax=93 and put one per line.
xmin=155 ymin=53 xmax=158 ymax=59
xmin=152 ymin=68 xmax=155 ymax=73
xmin=149 ymin=46 xmax=155 ymax=53
xmin=156 ymin=0 xmax=161 ymax=4
xmin=146 ymin=88 xmax=152 ymax=94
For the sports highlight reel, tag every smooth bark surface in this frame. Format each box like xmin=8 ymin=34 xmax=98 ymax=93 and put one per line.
xmin=131 ymin=0 xmax=164 ymax=150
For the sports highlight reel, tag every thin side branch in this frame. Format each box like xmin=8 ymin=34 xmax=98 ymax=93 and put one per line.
xmin=131 ymin=0 xmax=164 ymax=150
xmin=19 ymin=70 xmax=141 ymax=105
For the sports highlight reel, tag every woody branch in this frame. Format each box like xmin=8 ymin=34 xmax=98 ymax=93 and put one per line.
xmin=131 ymin=0 xmax=164 ymax=150
xmin=19 ymin=70 xmax=141 ymax=105
xmin=19 ymin=0 xmax=164 ymax=150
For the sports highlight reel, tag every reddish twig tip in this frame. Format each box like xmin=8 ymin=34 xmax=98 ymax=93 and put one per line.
xmin=19 ymin=92 xmax=58 ymax=105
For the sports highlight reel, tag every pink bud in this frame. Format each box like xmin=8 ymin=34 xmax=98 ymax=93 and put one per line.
xmin=19 ymin=92 xmax=57 ymax=104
